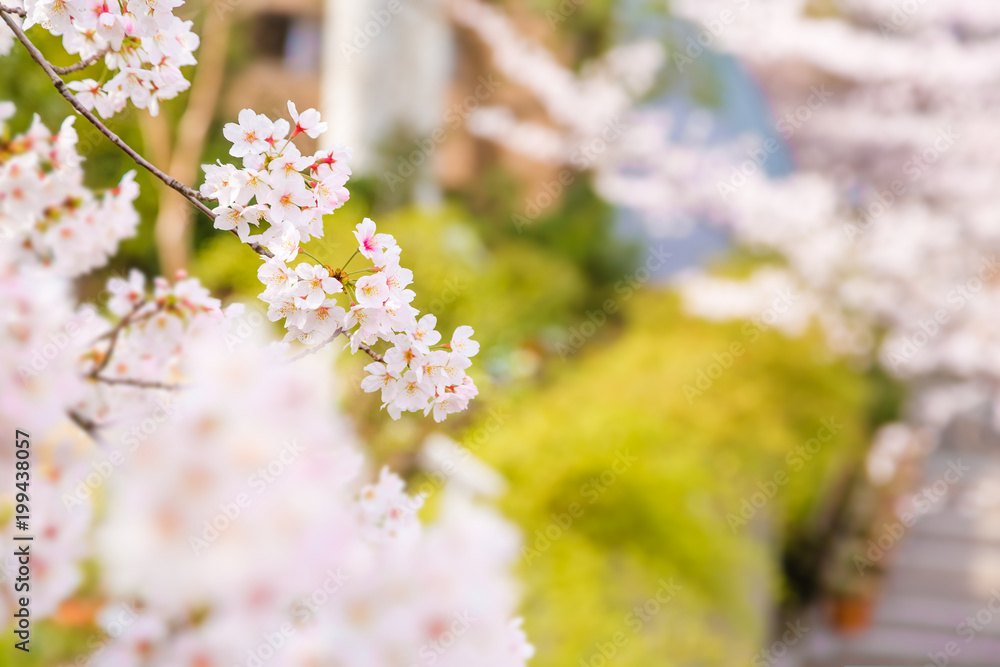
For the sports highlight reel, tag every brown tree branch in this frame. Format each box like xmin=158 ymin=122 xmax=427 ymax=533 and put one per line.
xmin=354 ymin=337 xmax=385 ymax=363
xmin=51 ymin=47 xmax=110 ymax=75
xmin=89 ymin=300 xmax=148 ymax=376
xmin=290 ymin=329 xmax=385 ymax=363
xmin=68 ymin=409 xmax=108 ymax=445
xmin=92 ymin=375 xmax=185 ymax=390
xmin=0 ymin=4 xmax=25 ymax=16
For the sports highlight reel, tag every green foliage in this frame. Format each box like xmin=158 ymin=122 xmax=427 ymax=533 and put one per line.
xmin=523 ymin=0 xmax=618 ymax=58
xmin=190 ymin=231 xmax=267 ymax=301
xmin=459 ymin=291 xmax=893 ymax=666
xmin=356 ymin=205 xmax=590 ymax=352
xmin=0 ymin=620 xmax=99 ymax=666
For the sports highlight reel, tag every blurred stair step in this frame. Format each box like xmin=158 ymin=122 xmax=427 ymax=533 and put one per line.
xmin=806 ymin=626 xmax=1000 ymax=665
xmin=885 ymin=562 xmax=999 ymax=601
xmin=873 ymin=594 xmax=1000 ymax=636
xmin=909 ymin=511 xmax=1000 ymax=545
xmin=891 ymin=539 xmax=1000 ymax=573
xmin=917 ymin=454 xmax=1000 ymax=489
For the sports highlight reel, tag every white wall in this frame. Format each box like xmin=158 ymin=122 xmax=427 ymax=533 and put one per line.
xmin=322 ymin=0 xmax=453 ymax=183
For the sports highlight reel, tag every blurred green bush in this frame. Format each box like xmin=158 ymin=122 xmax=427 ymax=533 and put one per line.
xmin=453 ymin=291 xmax=896 ymax=667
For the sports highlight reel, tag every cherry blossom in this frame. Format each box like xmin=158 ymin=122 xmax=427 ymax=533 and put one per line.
xmin=361 ymin=361 xmax=399 ymax=402
xmin=66 ymin=79 xmax=119 ymax=118
xmin=0 ymin=109 xmax=140 ymax=275
xmin=354 ymin=216 xmax=391 ymax=261
xmin=288 ymin=100 xmax=328 ymax=139
xmin=11 ymin=0 xmax=199 ymax=116
xmin=293 ymin=263 xmax=343 ymax=308
xmin=78 ymin=320 xmax=531 ymax=666
xmin=223 ymin=109 xmax=272 ymax=159
xmin=198 ymin=103 xmax=481 ymax=420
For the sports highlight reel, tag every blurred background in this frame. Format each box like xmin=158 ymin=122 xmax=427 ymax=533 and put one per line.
xmin=5 ymin=0 xmax=1000 ymax=664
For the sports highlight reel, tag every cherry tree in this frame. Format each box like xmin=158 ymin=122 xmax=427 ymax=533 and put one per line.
xmin=454 ymin=0 xmax=1000 ymax=425
xmin=0 ymin=0 xmax=533 ymax=663
xmin=668 ymin=0 xmax=1000 ymax=420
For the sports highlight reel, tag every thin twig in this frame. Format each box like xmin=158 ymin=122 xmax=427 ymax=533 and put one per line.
xmin=90 ymin=299 xmax=147 ymax=375
xmin=346 ymin=330 xmax=385 ymax=363
xmin=68 ymin=409 xmax=109 ymax=445
xmin=0 ymin=3 xmax=25 ymax=16
xmin=289 ymin=329 xmax=344 ymax=362
xmin=92 ymin=375 xmax=184 ymax=391
xmin=51 ymin=47 xmax=110 ymax=75
xmin=290 ymin=329 xmax=384 ymax=363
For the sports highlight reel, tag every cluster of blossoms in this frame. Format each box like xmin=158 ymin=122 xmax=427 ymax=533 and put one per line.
xmin=0 ymin=237 xmax=95 ymax=619
xmin=202 ymin=103 xmax=481 ymax=421
xmin=0 ymin=97 xmax=527 ymax=663
xmin=359 ymin=315 xmax=480 ymax=422
xmin=200 ymin=102 xmax=346 ymax=253
xmin=1 ymin=266 xmax=533 ymax=664
xmin=73 ymin=268 xmax=237 ymax=426
xmin=344 ymin=219 xmax=481 ymax=422
xmin=0 ymin=103 xmax=139 ymax=274
xmin=2 ymin=0 xmax=198 ymax=116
